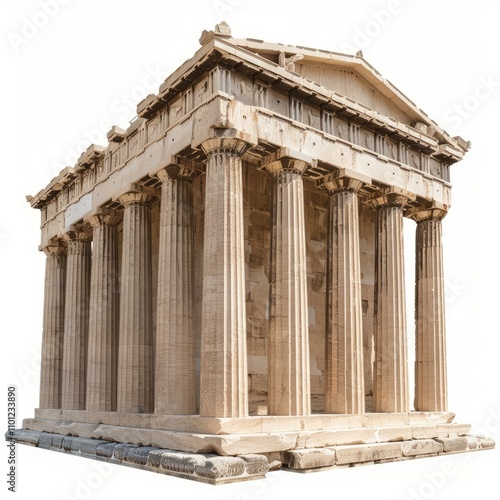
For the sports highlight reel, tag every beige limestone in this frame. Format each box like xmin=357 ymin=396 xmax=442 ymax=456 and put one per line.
xmin=155 ymin=164 xmax=197 ymax=415
xmin=288 ymin=448 xmax=336 ymax=469
xmin=21 ymin=23 xmax=494 ymax=483
xmin=262 ymin=150 xmax=311 ymax=416
xmin=199 ymin=138 xmax=249 ymax=418
xmin=39 ymin=240 xmax=66 ymax=409
xmin=117 ymin=190 xmax=155 ymax=413
xmin=410 ymin=208 xmax=448 ymax=411
xmin=322 ymin=174 xmax=366 ymax=414
xmin=401 ymin=439 xmax=443 ymax=457
xmin=335 ymin=442 xmax=402 ymax=465
xmin=369 ymin=190 xmax=413 ymax=413
xmin=61 ymin=226 xmax=92 ymax=410
xmin=85 ymin=209 xmax=121 ymax=411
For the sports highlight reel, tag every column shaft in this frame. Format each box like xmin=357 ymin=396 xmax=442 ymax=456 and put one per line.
xmin=373 ymin=203 xmax=409 ymax=413
xmin=155 ymin=168 xmax=196 ymax=415
xmin=86 ymin=212 xmax=120 ymax=411
xmin=414 ymin=217 xmax=447 ymax=411
xmin=325 ymin=189 xmax=365 ymax=414
xmin=61 ymin=229 xmax=92 ymax=410
xmin=39 ymin=242 xmax=66 ymax=409
xmin=267 ymin=162 xmax=310 ymax=416
xmin=117 ymin=193 xmax=154 ymax=413
xmin=199 ymin=139 xmax=248 ymax=418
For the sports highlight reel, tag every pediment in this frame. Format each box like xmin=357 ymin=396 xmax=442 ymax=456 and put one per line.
xmin=294 ymin=61 xmax=413 ymax=126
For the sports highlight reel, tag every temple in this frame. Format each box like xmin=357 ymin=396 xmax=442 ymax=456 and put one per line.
xmin=11 ymin=23 xmax=494 ymax=484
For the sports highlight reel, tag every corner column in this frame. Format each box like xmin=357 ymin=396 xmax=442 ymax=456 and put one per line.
xmin=409 ymin=206 xmax=448 ymax=411
xmin=262 ymin=151 xmax=311 ymax=416
xmin=199 ymin=138 xmax=249 ymax=418
xmin=117 ymin=189 xmax=155 ymax=414
xmin=155 ymin=163 xmax=197 ymax=415
xmin=61 ymin=226 xmax=92 ymax=410
xmin=368 ymin=189 xmax=413 ymax=413
xmin=39 ymin=239 xmax=67 ymax=409
xmin=320 ymin=173 xmax=366 ymax=414
xmin=85 ymin=209 xmax=121 ymax=412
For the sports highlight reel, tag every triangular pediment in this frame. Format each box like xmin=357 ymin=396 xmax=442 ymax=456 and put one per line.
xmin=294 ymin=61 xmax=413 ymax=125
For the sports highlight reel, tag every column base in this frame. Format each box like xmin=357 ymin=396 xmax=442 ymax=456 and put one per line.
xmin=9 ymin=411 xmax=495 ymax=484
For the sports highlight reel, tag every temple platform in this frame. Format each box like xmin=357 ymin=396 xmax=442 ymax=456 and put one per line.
xmin=7 ymin=411 xmax=494 ymax=484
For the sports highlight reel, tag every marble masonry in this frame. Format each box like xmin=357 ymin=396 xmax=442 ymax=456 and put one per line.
xmin=10 ymin=23 xmax=494 ymax=484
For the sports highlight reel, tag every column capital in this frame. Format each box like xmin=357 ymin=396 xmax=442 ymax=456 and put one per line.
xmin=84 ymin=208 xmax=121 ymax=228
xmin=116 ymin=184 xmax=159 ymax=208
xmin=406 ymin=202 xmax=448 ymax=222
xmin=61 ymin=224 xmax=92 ymax=243
xmin=366 ymin=186 xmax=416 ymax=209
xmin=318 ymin=169 xmax=373 ymax=195
xmin=157 ymin=156 xmax=202 ymax=183
xmin=201 ymin=137 xmax=249 ymax=157
xmin=40 ymin=238 xmax=66 ymax=257
xmin=260 ymin=147 xmax=316 ymax=176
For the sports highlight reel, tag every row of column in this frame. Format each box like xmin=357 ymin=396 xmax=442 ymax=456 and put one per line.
xmin=39 ymin=138 xmax=448 ymax=418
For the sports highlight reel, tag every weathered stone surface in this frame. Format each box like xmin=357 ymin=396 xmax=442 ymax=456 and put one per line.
xmin=79 ymin=438 xmax=111 ymax=456
xmin=125 ymin=446 xmax=159 ymax=465
xmin=288 ymin=448 xmax=336 ymax=469
xmin=38 ymin=432 xmax=54 ymax=449
xmin=194 ymin=456 xmax=246 ymax=479
xmin=96 ymin=442 xmax=118 ymax=458
xmin=8 ymin=429 xmax=42 ymax=446
xmin=435 ymin=437 xmax=468 ymax=453
xmin=466 ymin=436 xmax=480 ymax=450
xmin=160 ymin=452 xmax=206 ymax=474
xmin=412 ymin=425 xmax=439 ymax=439
xmin=239 ymin=454 xmax=269 ymax=474
xmin=401 ymin=439 xmax=443 ymax=457
xmin=62 ymin=436 xmax=79 ymax=452
xmin=146 ymin=449 xmax=175 ymax=469
xmin=476 ymin=436 xmax=496 ymax=449
xmin=377 ymin=426 xmax=413 ymax=442
xmin=335 ymin=443 xmax=402 ymax=465
xmin=51 ymin=434 xmax=64 ymax=450
xmin=112 ymin=443 xmax=140 ymax=461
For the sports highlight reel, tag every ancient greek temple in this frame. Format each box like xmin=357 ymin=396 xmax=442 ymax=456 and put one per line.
xmin=11 ymin=23 xmax=494 ymax=483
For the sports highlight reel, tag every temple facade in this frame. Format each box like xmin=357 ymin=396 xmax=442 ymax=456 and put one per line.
xmin=12 ymin=23 xmax=494 ymax=484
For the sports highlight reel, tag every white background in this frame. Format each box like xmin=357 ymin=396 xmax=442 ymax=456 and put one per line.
xmin=1 ymin=1 xmax=499 ymax=498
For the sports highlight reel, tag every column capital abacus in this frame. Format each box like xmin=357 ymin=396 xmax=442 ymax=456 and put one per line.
xmin=406 ymin=202 xmax=448 ymax=223
xmin=260 ymin=147 xmax=316 ymax=176
xmin=116 ymin=183 xmax=159 ymax=208
xmin=201 ymin=137 xmax=249 ymax=157
xmin=61 ymin=224 xmax=93 ymax=244
xmin=318 ymin=168 xmax=373 ymax=195
xmin=366 ymin=186 xmax=416 ymax=209
xmin=156 ymin=156 xmax=202 ymax=183
xmin=40 ymin=238 xmax=67 ymax=257
xmin=84 ymin=208 xmax=121 ymax=228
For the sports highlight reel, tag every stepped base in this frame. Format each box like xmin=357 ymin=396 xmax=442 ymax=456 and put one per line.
xmin=7 ymin=411 xmax=495 ymax=484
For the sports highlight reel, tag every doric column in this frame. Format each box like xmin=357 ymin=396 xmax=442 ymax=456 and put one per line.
xmin=85 ymin=209 xmax=120 ymax=412
xmin=117 ymin=189 xmax=155 ymax=414
xmin=320 ymin=172 xmax=366 ymax=414
xmin=39 ymin=239 xmax=67 ymax=409
xmin=155 ymin=162 xmax=197 ymax=415
xmin=408 ymin=205 xmax=448 ymax=411
xmin=199 ymin=138 xmax=249 ymax=418
xmin=262 ymin=149 xmax=311 ymax=416
xmin=368 ymin=188 xmax=414 ymax=413
xmin=61 ymin=226 xmax=92 ymax=410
